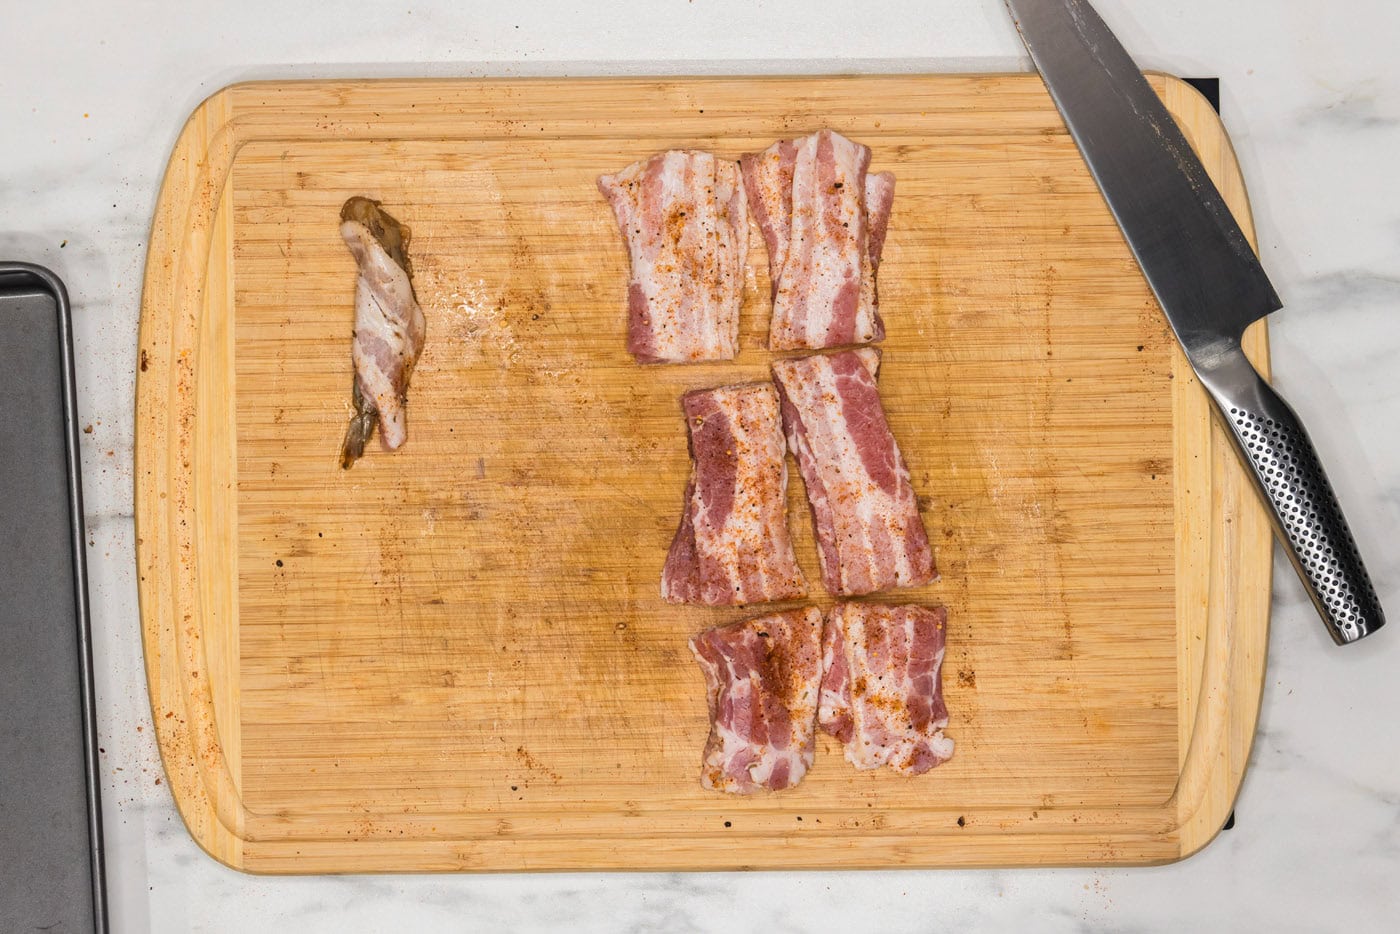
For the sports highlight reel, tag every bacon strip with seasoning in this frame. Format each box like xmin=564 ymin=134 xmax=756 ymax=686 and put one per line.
xmin=689 ymin=607 xmax=824 ymax=793
xmin=741 ymin=130 xmax=891 ymax=350
xmin=739 ymin=137 xmax=801 ymax=298
xmin=819 ymin=603 xmax=954 ymax=775
xmin=771 ymin=349 xmax=935 ymax=596
xmin=662 ymin=382 xmax=807 ymax=605
xmin=598 ymin=150 xmax=748 ymax=363
xmin=338 ymin=197 xmax=427 ymax=468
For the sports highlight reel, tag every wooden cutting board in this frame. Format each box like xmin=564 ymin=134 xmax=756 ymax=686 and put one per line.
xmin=136 ymin=74 xmax=1272 ymax=872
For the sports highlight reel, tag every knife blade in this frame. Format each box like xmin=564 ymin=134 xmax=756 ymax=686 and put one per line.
xmin=1004 ymin=0 xmax=1384 ymax=644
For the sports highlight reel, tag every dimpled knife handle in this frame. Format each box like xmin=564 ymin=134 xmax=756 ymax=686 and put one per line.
xmin=1198 ymin=342 xmax=1384 ymax=645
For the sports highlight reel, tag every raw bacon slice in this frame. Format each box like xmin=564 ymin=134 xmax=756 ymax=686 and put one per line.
xmin=754 ymin=129 xmax=885 ymax=350
xmin=662 ymin=382 xmax=806 ymax=605
xmin=742 ymin=139 xmax=895 ymax=299
xmin=739 ymin=138 xmax=800 ymax=297
xmin=865 ymin=171 xmax=896 ymax=272
xmin=598 ymin=150 xmax=748 ymax=363
xmin=771 ymin=349 xmax=935 ymax=596
xmin=819 ymin=603 xmax=953 ymax=775
xmin=338 ymin=197 xmax=427 ymax=468
xmin=689 ymin=607 xmax=824 ymax=793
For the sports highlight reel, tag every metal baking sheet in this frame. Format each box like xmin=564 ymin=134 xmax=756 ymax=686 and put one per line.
xmin=0 ymin=262 xmax=107 ymax=932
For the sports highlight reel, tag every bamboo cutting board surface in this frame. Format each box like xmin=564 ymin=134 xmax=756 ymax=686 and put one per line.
xmin=136 ymin=74 xmax=1272 ymax=872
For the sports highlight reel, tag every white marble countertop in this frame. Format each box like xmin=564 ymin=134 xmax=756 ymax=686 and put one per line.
xmin=5 ymin=0 xmax=1398 ymax=930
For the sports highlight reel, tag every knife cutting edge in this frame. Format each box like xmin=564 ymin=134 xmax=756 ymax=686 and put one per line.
xmin=1003 ymin=0 xmax=1384 ymax=644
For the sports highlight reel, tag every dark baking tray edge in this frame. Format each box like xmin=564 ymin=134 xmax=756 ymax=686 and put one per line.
xmin=0 ymin=262 xmax=108 ymax=932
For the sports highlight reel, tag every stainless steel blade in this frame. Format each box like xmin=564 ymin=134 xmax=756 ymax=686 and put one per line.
xmin=1004 ymin=0 xmax=1281 ymax=355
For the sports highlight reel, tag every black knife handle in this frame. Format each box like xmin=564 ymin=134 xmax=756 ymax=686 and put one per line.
xmin=1197 ymin=341 xmax=1384 ymax=644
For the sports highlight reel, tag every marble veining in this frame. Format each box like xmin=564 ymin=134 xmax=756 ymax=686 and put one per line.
xmin=3 ymin=1 xmax=1398 ymax=930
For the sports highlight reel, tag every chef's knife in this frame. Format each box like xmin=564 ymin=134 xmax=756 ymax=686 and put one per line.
xmin=1004 ymin=0 xmax=1384 ymax=644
